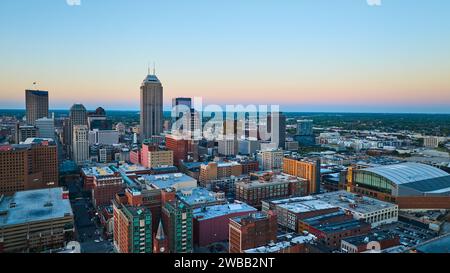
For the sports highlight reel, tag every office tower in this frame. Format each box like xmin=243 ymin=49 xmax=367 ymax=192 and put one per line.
xmin=140 ymin=72 xmax=163 ymax=141
xmin=0 ymin=138 xmax=58 ymax=196
xmin=172 ymin=97 xmax=192 ymax=110
xmin=297 ymin=120 xmax=314 ymax=136
xmin=67 ymin=104 xmax=88 ymax=151
xmin=88 ymin=129 xmax=119 ymax=145
xmin=161 ymin=201 xmax=193 ymax=253
xmin=25 ymin=90 xmax=49 ymax=125
xmin=70 ymin=104 xmax=88 ymax=126
xmin=0 ymin=188 xmax=74 ymax=253
xmin=88 ymin=107 xmax=112 ymax=130
xmin=256 ymin=149 xmax=284 ymax=171
xmin=113 ymin=200 xmax=153 ymax=253
xmin=283 ymin=157 xmax=321 ymax=194
xmin=229 ymin=211 xmax=278 ymax=253
xmin=238 ymin=139 xmax=260 ymax=155
xmin=165 ymin=134 xmax=188 ymax=166
xmin=35 ymin=117 xmax=55 ymax=140
xmin=15 ymin=124 xmax=38 ymax=144
xmin=218 ymin=137 xmax=238 ymax=156
xmin=72 ymin=125 xmax=89 ymax=165
xmin=268 ymin=112 xmax=286 ymax=149
xmin=153 ymin=220 xmax=169 ymax=253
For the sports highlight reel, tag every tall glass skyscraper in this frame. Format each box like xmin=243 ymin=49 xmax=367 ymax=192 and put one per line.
xmin=140 ymin=73 xmax=163 ymax=142
xmin=25 ymin=90 xmax=49 ymax=126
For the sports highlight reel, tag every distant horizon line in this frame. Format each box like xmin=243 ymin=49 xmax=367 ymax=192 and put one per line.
xmin=1 ymin=108 xmax=450 ymax=115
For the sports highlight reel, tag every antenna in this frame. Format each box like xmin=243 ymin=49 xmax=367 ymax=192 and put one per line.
xmin=153 ymin=62 xmax=156 ymax=75
xmin=148 ymin=62 xmax=151 ymax=75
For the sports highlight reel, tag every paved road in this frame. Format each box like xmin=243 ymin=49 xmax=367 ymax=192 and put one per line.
xmin=69 ymin=179 xmax=115 ymax=253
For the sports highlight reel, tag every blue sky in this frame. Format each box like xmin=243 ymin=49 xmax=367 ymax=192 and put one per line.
xmin=1 ymin=0 xmax=450 ymax=113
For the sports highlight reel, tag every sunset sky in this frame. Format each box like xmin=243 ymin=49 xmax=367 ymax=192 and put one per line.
xmin=1 ymin=0 xmax=450 ymax=113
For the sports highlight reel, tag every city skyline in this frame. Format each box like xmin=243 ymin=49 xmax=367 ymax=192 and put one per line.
xmin=1 ymin=0 xmax=450 ymax=113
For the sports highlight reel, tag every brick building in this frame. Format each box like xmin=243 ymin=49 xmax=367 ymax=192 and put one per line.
xmin=229 ymin=211 xmax=278 ymax=253
xmin=0 ymin=138 xmax=58 ymax=196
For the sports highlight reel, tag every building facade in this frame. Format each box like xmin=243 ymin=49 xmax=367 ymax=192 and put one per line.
xmin=25 ymin=90 xmax=49 ymax=126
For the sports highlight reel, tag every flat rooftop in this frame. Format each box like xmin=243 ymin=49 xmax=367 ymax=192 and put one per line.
xmin=230 ymin=211 xmax=270 ymax=225
xmin=193 ymin=203 xmax=257 ymax=221
xmin=269 ymin=191 xmax=396 ymax=215
xmin=82 ymin=166 xmax=115 ymax=177
xmin=314 ymin=191 xmax=398 ymax=214
xmin=244 ymin=233 xmax=316 ymax=253
xmin=278 ymin=199 xmax=336 ymax=214
xmin=118 ymin=163 xmax=150 ymax=173
xmin=0 ymin=188 xmax=73 ymax=227
xmin=177 ymin=187 xmax=220 ymax=206
xmin=142 ymin=173 xmax=197 ymax=190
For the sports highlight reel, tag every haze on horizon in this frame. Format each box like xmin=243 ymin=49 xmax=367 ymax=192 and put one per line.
xmin=1 ymin=0 xmax=450 ymax=113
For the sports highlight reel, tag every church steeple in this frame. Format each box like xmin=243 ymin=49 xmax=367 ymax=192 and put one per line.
xmin=153 ymin=220 xmax=168 ymax=253
xmin=156 ymin=220 xmax=165 ymax=240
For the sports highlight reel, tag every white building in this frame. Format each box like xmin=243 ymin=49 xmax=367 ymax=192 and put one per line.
xmin=73 ymin=125 xmax=89 ymax=165
xmin=423 ymin=136 xmax=439 ymax=148
xmin=257 ymin=149 xmax=284 ymax=171
xmin=88 ymin=129 xmax=119 ymax=145
xmin=218 ymin=137 xmax=237 ymax=156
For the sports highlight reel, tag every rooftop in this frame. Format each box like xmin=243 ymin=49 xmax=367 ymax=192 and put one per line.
xmin=177 ymin=187 xmax=222 ymax=206
xmin=118 ymin=163 xmax=150 ymax=173
xmin=230 ymin=211 xmax=270 ymax=225
xmin=82 ymin=166 xmax=115 ymax=177
xmin=315 ymin=191 xmax=397 ymax=214
xmin=269 ymin=191 xmax=396 ymax=215
xmin=143 ymin=74 xmax=161 ymax=84
xmin=142 ymin=173 xmax=197 ymax=190
xmin=193 ymin=202 xmax=257 ymax=221
xmin=0 ymin=188 xmax=73 ymax=227
xmin=244 ymin=232 xmax=316 ymax=253
xmin=278 ymin=199 xmax=336 ymax=214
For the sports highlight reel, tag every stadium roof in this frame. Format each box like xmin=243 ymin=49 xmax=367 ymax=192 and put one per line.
xmin=362 ymin=163 xmax=449 ymax=185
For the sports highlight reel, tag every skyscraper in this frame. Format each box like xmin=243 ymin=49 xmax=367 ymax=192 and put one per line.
xmin=68 ymin=104 xmax=88 ymax=154
xmin=72 ymin=125 xmax=89 ymax=165
xmin=269 ymin=112 xmax=286 ymax=149
xmin=25 ymin=90 xmax=49 ymax=125
xmin=140 ymin=72 xmax=163 ymax=142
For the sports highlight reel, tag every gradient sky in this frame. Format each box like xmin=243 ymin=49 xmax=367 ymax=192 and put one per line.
xmin=1 ymin=0 xmax=450 ymax=113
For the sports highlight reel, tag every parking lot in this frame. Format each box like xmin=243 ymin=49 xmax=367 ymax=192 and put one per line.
xmin=377 ymin=221 xmax=438 ymax=248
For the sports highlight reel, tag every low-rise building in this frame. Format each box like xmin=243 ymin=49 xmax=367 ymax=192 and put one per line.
xmin=0 ymin=188 xmax=74 ymax=253
xmin=193 ymin=202 xmax=257 ymax=247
